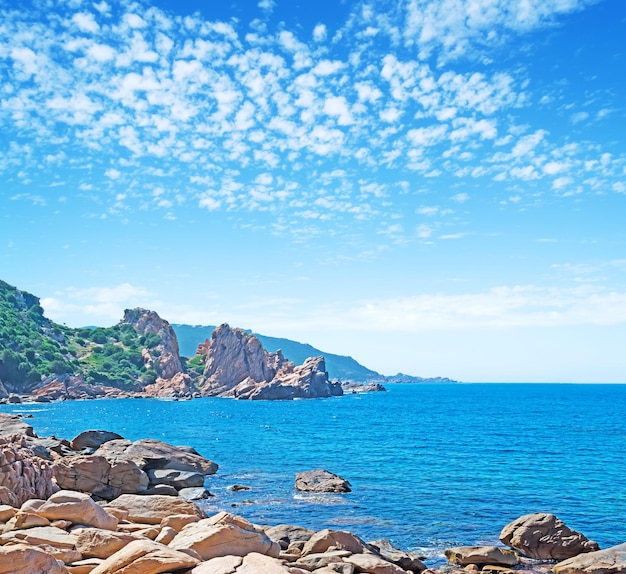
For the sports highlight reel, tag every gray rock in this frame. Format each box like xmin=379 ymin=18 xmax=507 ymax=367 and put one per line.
xmin=500 ymin=513 xmax=599 ymax=560
xmin=147 ymin=468 xmax=205 ymax=489
xmin=295 ymin=469 xmax=351 ymax=493
xmin=178 ymin=487 xmax=213 ymax=500
xmin=70 ymin=430 xmax=124 ymax=452
xmin=553 ymin=542 xmax=626 ymax=574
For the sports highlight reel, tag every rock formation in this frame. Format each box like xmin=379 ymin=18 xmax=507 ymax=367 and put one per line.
xmin=295 ymin=469 xmax=352 ymax=493
xmin=122 ymin=308 xmax=184 ymax=380
xmin=197 ymin=324 xmax=343 ymax=400
xmin=500 ymin=512 xmax=599 ymax=560
xmin=553 ymin=542 xmax=626 ymax=574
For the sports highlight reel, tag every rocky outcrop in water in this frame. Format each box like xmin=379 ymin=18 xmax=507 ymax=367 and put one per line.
xmin=500 ymin=513 xmax=599 ymax=560
xmin=196 ymin=324 xmax=342 ymax=400
xmin=295 ymin=469 xmax=352 ymax=493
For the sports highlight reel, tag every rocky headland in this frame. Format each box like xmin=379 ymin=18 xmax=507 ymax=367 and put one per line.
xmin=0 ymin=412 xmax=622 ymax=574
xmin=0 ymin=279 xmax=383 ymax=403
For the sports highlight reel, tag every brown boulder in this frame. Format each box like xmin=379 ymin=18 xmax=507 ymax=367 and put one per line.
xmin=552 ymin=542 xmax=626 ymax=574
xmin=445 ymin=546 xmax=519 ymax=567
xmin=0 ymin=543 xmax=69 ymax=573
xmin=104 ymin=493 xmax=205 ymax=524
xmin=53 ymin=454 xmax=149 ymax=500
xmin=94 ymin=438 xmax=218 ymax=474
xmin=36 ymin=490 xmax=118 ymax=530
xmin=89 ymin=538 xmax=200 ymax=574
xmin=343 ymin=552 xmax=409 ymax=574
xmin=75 ymin=527 xmax=142 ymax=559
xmin=169 ymin=514 xmax=280 ymax=561
xmin=0 ymin=413 xmax=35 ymax=436
xmin=500 ymin=513 xmax=599 ymax=560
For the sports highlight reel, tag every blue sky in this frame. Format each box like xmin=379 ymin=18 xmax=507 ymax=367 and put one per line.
xmin=1 ymin=0 xmax=625 ymax=382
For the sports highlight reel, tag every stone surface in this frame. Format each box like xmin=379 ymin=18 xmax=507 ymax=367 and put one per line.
xmin=37 ymin=490 xmax=118 ymax=530
xmin=104 ymin=493 xmax=205 ymax=524
xmin=343 ymin=552 xmax=409 ymax=574
xmin=500 ymin=513 xmax=599 ymax=560
xmin=53 ymin=455 xmax=149 ymax=500
xmin=147 ymin=467 xmax=205 ymax=489
xmin=552 ymin=542 xmax=626 ymax=574
xmin=75 ymin=527 xmax=142 ymax=559
xmin=0 ymin=525 xmax=77 ymax=549
xmin=95 ymin=437 xmax=218 ymax=474
xmin=0 ymin=433 xmax=58 ymax=507
xmin=369 ymin=539 xmax=427 ymax=572
xmin=70 ymin=430 xmax=124 ymax=452
xmin=0 ymin=413 xmax=35 ymax=436
xmin=0 ymin=543 xmax=69 ymax=573
xmin=266 ymin=523 xmax=315 ymax=549
xmin=89 ymin=538 xmax=200 ymax=574
xmin=179 ymin=486 xmax=214 ymax=500
xmin=445 ymin=546 xmax=519 ymax=567
xmin=169 ymin=517 xmax=281 ymax=561
xmin=190 ymin=555 xmax=243 ymax=573
xmin=197 ymin=325 xmax=342 ymax=400
xmin=295 ymin=469 xmax=352 ymax=493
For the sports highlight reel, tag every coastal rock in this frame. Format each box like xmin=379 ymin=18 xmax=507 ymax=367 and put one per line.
xmin=75 ymin=528 xmax=142 ymax=559
xmin=104 ymin=493 xmax=205 ymax=524
xmin=70 ymin=430 xmax=124 ymax=452
xmin=369 ymin=539 xmax=427 ymax=572
xmin=343 ymin=552 xmax=409 ymax=574
xmin=122 ymin=308 xmax=184 ymax=380
xmin=89 ymin=538 xmax=199 ymax=574
xmin=265 ymin=524 xmax=315 ymax=549
xmin=341 ymin=382 xmax=387 ymax=393
xmin=143 ymin=372 xmax=196 ymax=398
xmin=0 ymin=380 xmax=8 ymax=400
xmin=500 ymin=513 xmax=599 ymax=560
xmin=36 ymin=490 xmax=118 ymax=530
xmin=94 ymin=438 xmax=218 ymax=475
xmin=445 ymin=546 xmax=519 ymax=567
xmin=31 ymin=374 xmax=127 ymax=401
xmin=52 ymin=454 xmax=149 ymax=500
xmin=169 ymin=513 xmax=280 ymax=561
xmin=0 ymin=525 xmax=77 ymax=550
xmin=0 ymin=543 xmax=69 ymax=574
xmin=552 ymin=542 xmax=626 ymax=574
xmin=0 ymin=413 xmax=35 ymax=437
xmin=147 ymin=468 xmax=205 ymax=489
xmin=179 ymin=486 xmax=214 ymax=500
xmin=301 ymin=529 xmax=367 ymax=556
xmin=199 ymin=324 xmax=289 ymax=395
xmin=295 ymin=469 xmax=352 ymax=493
xmin=0 ymin=433 xmax=58 ymax=506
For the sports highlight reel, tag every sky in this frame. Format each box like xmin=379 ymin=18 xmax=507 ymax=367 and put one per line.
xmin=1 ymin=0 xmax=625 ymax=383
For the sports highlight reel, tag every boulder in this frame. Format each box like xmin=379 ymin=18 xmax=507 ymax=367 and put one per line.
xmin=70 ymin=430 xmax=124 ymax=452
xmin=169 ymin=515 xmax=280 ymax=561
xmin=89 ymin=538 xmax=199 ymax=574
xmin=104 ymin=493 xmax=205 ymax=524
xmin=295 ymin=549 xmax=353 ymax=571
xmin=500 ymin=513 xmax=599 ymax=560
xmin=189 ymin=555 xmax=243 ymax=573
xmin=0 ymin=543 xmax=69 ymax=573
xmin=75 ymin=528 xmax=142 ymax=559
xmin=265 ymin=524 xmax=315 ymax=549
xmin=147 ymin=468 xmax=205 ymax=489
xmin=179 ymin=486 xmax=214 ymax=500
xmin=0 ymin=413 xmax=35 ymax=436
xmin=94 ymin=438 xmax=218 ymax=474
xmin=552 ymin=542 xmax=626 ymax=574
xmin=0 ymin=525 xmax=77 ymax=550
xmin=53 ymin=454 xmax=149 ymax=500
xmin=37 ymin=490 xmax=118 ymax=530
xmin=301 ymin=529 xmax=367 ymax=556
xmin=369 ymin=539 xmax=427 ymax=572
xmin=343 ymin=552 xmax=409 ymax=574
xmin=445 ymin=546 xmax=519 ymax=567
xmin=143 ymin=372 xmax=197 ymax=398
xmin=295 ymin=469 xmax=351 ymax=493
xmin=3 ymin=510 xmax=51 ymax=530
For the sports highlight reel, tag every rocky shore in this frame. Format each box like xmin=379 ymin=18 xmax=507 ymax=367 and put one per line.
xmin=0 ymin=412 xmax=624 ymax=574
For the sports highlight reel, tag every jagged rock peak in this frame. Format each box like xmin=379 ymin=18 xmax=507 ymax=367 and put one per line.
xmin=198 ymin=324 xmax=290 ymax=395
xmin=121 ymin=308 xmax=183 ymax=380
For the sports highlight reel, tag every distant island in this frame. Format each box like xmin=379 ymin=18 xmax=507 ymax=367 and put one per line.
xmin=0 ymin=278 xmax=455 ymax=403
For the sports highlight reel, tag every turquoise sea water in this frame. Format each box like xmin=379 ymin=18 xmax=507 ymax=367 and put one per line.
xmin=3 ymin=383 xmax=625 ymax=563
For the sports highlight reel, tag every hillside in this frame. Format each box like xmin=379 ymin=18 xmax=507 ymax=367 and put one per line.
xmin=0 ymin=280 xmax=162 ymax=394
xmin=172 ymin=324 xmax=381 ymax=382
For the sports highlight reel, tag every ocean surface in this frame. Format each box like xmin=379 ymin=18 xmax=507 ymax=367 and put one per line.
xmin=3 ymin=383 xmax=625 ymax=564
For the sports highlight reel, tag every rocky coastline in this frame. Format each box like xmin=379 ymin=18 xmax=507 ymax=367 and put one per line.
xmin=0 ymin=412 xmax=623 ymax=574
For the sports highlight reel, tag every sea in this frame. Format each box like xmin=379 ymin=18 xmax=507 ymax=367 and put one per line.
xmin=2 ymin=383 xmax=625 ymax=565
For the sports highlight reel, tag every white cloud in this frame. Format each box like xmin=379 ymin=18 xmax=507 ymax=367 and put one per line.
xmin=313 ymin=23 xmax=327 ymax=42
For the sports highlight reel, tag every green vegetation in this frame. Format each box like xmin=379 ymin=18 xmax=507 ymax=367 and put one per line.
xmin=0 ymin=280 xmax=161 ymax=392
